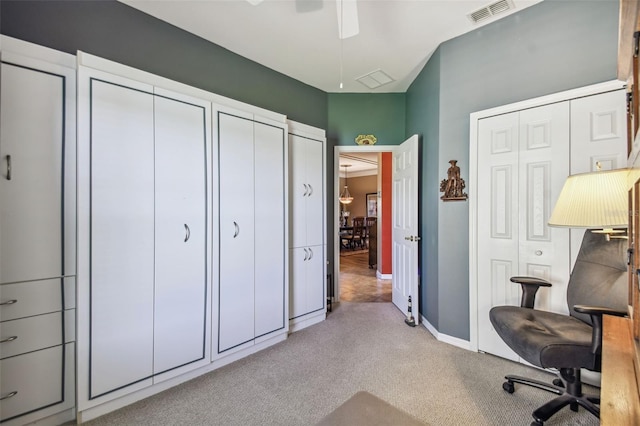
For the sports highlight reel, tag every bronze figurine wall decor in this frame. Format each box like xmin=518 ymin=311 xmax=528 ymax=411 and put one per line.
xmin=440 ymin=160 xmax=467 ymax=201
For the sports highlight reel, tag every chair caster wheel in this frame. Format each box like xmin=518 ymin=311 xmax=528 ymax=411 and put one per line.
xmin=502 ymin=381 xmax=515 ymax=393
xmin=531 ymin=421 xmax=543 ymax=426
xmin=552 ymin=378 xmax=564 ymax=387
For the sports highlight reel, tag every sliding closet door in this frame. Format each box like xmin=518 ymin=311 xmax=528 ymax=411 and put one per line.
xmin=90 ymin=79 xmax=155 ymax=397
xmin=218 ymin=113 xmax=255 ymax=352
xmin=254 ymin=122 xmax=285 ymax=337
xmin=153 ymin=95 xmax=207 ymax=373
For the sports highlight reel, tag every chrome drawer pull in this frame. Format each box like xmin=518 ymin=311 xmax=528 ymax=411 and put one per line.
xmin=233 ymin=221 xmax=239 ymax=238
xmin=0 ymin=299 xmax=17 ymax=306
xmin=0 ymin=336 xmax=17 ymax=343
xmin=303 ymin=183 xmax=308 ymax=196
xmin=308 ymin=184 xmax=313 ymax=196
xmin=0 ymin=391 xmax=17 ymax=401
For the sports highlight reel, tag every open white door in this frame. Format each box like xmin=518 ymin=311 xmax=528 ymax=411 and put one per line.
xmin=392 ymin=135 xmax=419 ymax=319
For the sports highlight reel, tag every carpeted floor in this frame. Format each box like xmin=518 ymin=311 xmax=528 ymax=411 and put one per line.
xmin=83 ymin=302 xmax=599 ymax=426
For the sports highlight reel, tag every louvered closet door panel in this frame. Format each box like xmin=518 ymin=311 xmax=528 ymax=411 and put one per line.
xmin=218 ymin=113 xmax=255 ymax=352
xmin=0 ymin=62 xmax=63 ymax=284
xmin=90 ymin=80 xmax=155 ymax=397
xmin=153 ymin=95 xmax=207 ymax=373
xmin=254 ymin=122 xmax=285 ymax=337
xmin=305 ymin=139 xmax=324 ymax=247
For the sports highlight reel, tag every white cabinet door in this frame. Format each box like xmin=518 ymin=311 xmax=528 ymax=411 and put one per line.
xmin=289 ymin=247 xmax=307 ymax=319
xmin=0 ymin=62 xmax=63 ymax=284
xmin=305 ymin=139 xmax=324 ymax=248
xmin=289 ymin=135 xmax=308 ymax=249
xmin=289 ymin=136 xmax=324 ymax=249
xmin=90 ymin=79 xmax=155 ymax=397
xmin=254 ymin=122 xmax=286 ymax=337
xmin=218 ymin=113 xmax=255 ymax=352
xmin=153 ymin=95 xmax=207 ymax=373
xmin=305 ymin=245 xmax=325 ymax=313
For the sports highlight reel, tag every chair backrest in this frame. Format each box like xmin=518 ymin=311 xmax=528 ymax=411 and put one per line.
xmin=566 ymin=230 xmax=627 ymax=325
xmin=352 ymin=217 xmax=365 ymax=237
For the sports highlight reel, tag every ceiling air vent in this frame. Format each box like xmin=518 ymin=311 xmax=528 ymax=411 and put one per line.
xmin=468 ymin=0 xmax=515 ymax=24
xmin=356 ymin=69 xmax=395 ymax=90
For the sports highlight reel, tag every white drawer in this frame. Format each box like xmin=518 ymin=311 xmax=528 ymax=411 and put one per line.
xmin=0 ymin=346 xmax=64 ymax=422
xmin=0 ymin=279 xmax=62 ymax=321
xmin=0 ymin=312 xmax=63 ymax=359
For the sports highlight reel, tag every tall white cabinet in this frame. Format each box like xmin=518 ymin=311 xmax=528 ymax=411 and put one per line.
xmin=216 ymin=109 xmax=288 ymax=356
xmin=288 ymin=121 xmax=326 ymax=332
xmin=0 ymin=38 xmax=76 ymax=426
xmin=77 ymin=63 xmax=211 ymax=408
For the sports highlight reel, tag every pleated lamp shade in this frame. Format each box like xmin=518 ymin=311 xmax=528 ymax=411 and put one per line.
xmin=548 ymin=168 xmax=629 ymax=229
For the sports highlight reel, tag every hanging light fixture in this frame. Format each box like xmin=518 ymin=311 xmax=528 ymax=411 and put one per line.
xmin=339 ymin=164 xmax=354 ymax=204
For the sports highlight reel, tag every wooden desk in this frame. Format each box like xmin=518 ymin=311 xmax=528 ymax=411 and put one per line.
xmin=601 ymin=315 xmax=640 ymax=425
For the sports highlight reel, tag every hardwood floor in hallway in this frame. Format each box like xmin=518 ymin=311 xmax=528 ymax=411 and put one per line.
xmin=339 ymin=250 xmax=391 ymax=302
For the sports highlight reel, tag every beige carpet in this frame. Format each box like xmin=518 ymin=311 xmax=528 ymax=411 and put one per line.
xmin=316 ymin=391 xmax=427 ymax=426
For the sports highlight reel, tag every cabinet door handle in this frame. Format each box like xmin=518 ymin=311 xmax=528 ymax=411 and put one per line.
xmin=0 ymin=336 xmax=17 ymax=343
xmin=184 ymin=224 xmax=190 ymax=242
xmin=5 ymin=155 xmax=11 ymax=180
xmin=0 ymin=299 xmax=17 ymax=306
xmin=303 ymin=247 xmax=308 ymax=261
xmin=308 ymin=247 xmax=313 ymax=260
xmin=303 ymin=183 xmax=308 ymax=196
xmin=308 ymin=184 xmax=313 ymax=196
xmin=233 ymin=221 xmax=239 ymax=238
xmin=0 ymin=391 xmax=17 ymax=401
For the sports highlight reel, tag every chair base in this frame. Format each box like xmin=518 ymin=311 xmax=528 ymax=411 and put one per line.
xmin=503 ymin=368 xmax=599 ymax=426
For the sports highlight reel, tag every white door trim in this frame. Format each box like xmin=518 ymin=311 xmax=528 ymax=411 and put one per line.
xmin=334 ymin=145 xmax=395 ymax=302
xmin=468 ymin=79 xmax=625 ymax=352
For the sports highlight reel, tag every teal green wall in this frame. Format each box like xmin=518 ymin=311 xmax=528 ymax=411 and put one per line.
xmin=406 ymin=0 xmax=620 ymax=340
xmin=326 ymin=93 xmax=406 ymax=271
xmin=327 ymin=93 xmax=406 ymax=146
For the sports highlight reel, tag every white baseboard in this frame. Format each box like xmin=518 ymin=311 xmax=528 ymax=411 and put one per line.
xmin=289 ymin=310 xmax=326 ymax=333
xmin=421 ymin=315 xmax=471 ymax=351
xmin=376 ymin=271 xmax=392 ymax=280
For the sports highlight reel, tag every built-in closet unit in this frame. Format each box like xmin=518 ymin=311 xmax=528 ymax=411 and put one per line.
xmin=0 ymin=37 xmax=76 ymax=426
xmin=470 ymin=82 xmax=628 ymax=361
xmin=76 ymin=54 xmax=212 ymax=418
xmin=215 ymin=106 xmax=289 ymax=358
xmin=288 ymin=121 xmax=326 ymax=332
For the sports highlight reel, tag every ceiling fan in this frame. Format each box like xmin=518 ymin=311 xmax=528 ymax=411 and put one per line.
xmin=246 ymin=0 xmax=359 ymax=39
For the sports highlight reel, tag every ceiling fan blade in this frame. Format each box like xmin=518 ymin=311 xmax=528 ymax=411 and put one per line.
xmin=336 ymin=0 xmax=359 ymax=39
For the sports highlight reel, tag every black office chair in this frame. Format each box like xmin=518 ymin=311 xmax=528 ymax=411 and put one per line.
xmin=489 ymin=231 xmax=628 ymax=426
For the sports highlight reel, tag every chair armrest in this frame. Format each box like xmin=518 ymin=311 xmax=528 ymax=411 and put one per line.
xmin=510 ymin=276 xmax=552 ymax=309
xmin=573 ymin=305 xmax=628 ymax=355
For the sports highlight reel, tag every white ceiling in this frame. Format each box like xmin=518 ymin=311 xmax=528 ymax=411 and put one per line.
xmin=120 ymin=0 xmax=542 ymax=93
xmin=340 ymin=152 xmax=379 ymax=175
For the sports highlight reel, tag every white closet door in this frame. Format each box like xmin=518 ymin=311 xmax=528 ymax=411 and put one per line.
xmin=518 ymin=103 xmax=570 ymax=315
xmin=218 ymin=113 xmax=255 ymax=352
xmin=289 ymin=248 xmax=307 ymax=319
xmin=153 ymin=95 xmax=207 ymax=372
xmin=289 ymin=135 xmax=307 ymax=249
xmin=305 ymin=139 xmax=324 ymax=247
xmin=254 ymin=122 xmax=285 ymax=337
xmin=90 ymin=80 xmax=155 ymax=397
xmin=0 ymin=63 xmax=63 ymax=284
xmin=477 ymin=111 xmax=520 ymax=361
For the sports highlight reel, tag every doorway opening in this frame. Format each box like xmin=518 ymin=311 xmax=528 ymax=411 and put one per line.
xmin=333 ymin=146 xmax=394 ymax=304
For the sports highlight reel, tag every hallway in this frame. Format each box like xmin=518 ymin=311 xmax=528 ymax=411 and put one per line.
xmin=339 ymin=250 xmax=391 ymax=302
